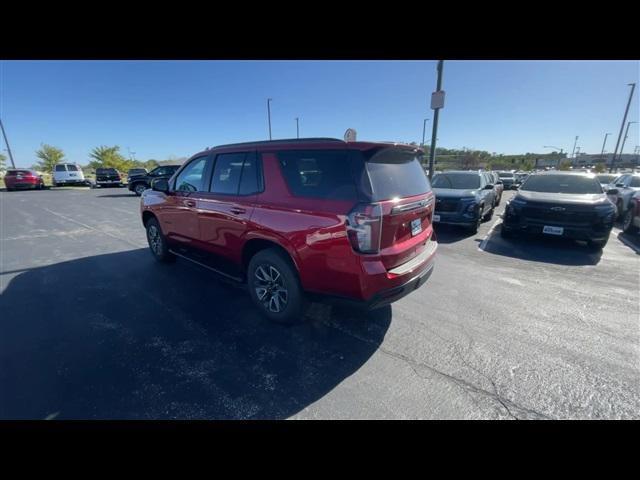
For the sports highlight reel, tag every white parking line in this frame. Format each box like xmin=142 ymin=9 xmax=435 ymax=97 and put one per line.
xmin=478 ymin=218 xmax=502 ymax=251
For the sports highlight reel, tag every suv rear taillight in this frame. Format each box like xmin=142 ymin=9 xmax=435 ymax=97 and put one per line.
xmin=346 ymin=203 xmax=383 ymax=254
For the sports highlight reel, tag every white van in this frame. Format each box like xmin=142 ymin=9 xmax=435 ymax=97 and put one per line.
xmin=52 ymin=163 xmax=87 ymax=187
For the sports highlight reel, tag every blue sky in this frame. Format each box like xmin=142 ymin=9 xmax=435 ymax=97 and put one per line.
xmin=1 ymin=60 xmax=638 ymax=167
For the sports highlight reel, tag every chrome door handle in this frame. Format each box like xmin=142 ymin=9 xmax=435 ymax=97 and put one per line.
xmin=184 ymin=200 xmax=196 ymax=208
xmin=230 ymin=207 xmax=246 ymax=215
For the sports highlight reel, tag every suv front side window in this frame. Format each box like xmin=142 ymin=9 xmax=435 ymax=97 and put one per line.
xmin=174 ymin=157 xmax=208 ymax=192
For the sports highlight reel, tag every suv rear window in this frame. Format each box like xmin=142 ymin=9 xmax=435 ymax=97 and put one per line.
xmin=66 ymin=165 xmax=79 ymax=171
xmin=55 ymin=164 xmax=67 ymax=172
xmin=96 ymin=168 xmax=118 ymax=174
xmin=277 ymin=150 xmax=359 ymax=200
xmin=361 ymin=148 xmax=431 ymax=201
xmin=432 ymin=173 xmax=481 ymax=189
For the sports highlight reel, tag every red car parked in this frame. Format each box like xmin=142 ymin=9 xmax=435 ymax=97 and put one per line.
xmin=3 ymin=169 xmax=45 ymax=191
xmin=141 ymin=138 xmax=437 ymax=323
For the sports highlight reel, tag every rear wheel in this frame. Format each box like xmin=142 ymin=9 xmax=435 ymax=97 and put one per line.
xmin=622 ymin=208 xmax=637 ymax=234
xmin=484 ymin=205 xmax=494 ymax=221
xmin=145 ymin=217 xmax=175 ymax=263
xmin=616 ymin=199 xmax=624 ymax=217
xmin=247 ymin=248 xmax=306 ymax=325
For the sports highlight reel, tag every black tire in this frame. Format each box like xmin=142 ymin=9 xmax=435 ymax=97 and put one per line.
xmin=247 ymin=248 xmax=307 ymax=325
xmin=133 ymin=183 xmax=147 ymax=196
xmin=622 ymin=208 xmax=637 ymax=234
xmin=484 ymin=205 xmax=494 ymax=221
xmin=145 ymin=217 xmax=175 ymax=263
xmin=468 ymin=215 xmax=481 ymax=234
xmin=587 ymin=238 xmax=608 ymax=250
xmin=495 ymin=194 xmax=501 ymax=206
xmin=616 ymin=199 xmax=624 ymax=218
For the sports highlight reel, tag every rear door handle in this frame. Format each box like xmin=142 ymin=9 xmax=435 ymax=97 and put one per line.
xmin=184 ymin=200 xmax=196 ymax=208
xmin=230 ymin=207 xmax=246 ymax=215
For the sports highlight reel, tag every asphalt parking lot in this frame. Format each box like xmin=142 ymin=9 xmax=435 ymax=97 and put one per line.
xmin=1 ymin=186 xmax=639 ymax=419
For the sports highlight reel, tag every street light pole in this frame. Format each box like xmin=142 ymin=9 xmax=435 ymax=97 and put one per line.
xmin=571 ymin=136 xmax=579 ymax=159
xmin=295 ymin=117 xmax=299 ymax=139
xmin=428 ymin=60 xmax=444 ymax=180
xmin=600 ymin=133 xmax=612 ymax=164
xmin=421 ymin=118 xmax=429 ymax=149
xmin=0 ymin=118 xmax=16 ymax=168
xmin=618 ymin=120 xmax=637 ymax=163
xmin=267 ymin=98 xmax=273 ymax=141
xmin=610 ymin=82 xmax=636 ymax=173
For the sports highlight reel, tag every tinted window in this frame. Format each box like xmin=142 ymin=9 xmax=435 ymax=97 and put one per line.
xmin=55 ymin=164 xmax=67 ymax=172
xmin=96 ymin=168 xmax=118 ymax=174
xmin=67 ymin=165 xmax=79 ymax=172
xmin=153 ymin=166 xmax=178 ymax=176
xmin=6 ymin=170 xmax=32 ymax=176
xmin=278 ymin=150 xmax=359 ymax=200
xmin=432 ymin=173 xmax=481 ymax=189
xmin=498 ymin=172 xmax=513 ymax=178
xmin=520 ymin=175 xmax=602 ymax=194
xmin=211 ymin=153 xmax=245 ymax=195
xmin=596 ymin=174 xmax=616 ymax=184
xmin=630 ymin=176 xmax=640 ymax=188
xmin=363 ymin=148 xmax=431 ymax=201
xmin=238 ymin=152 xmax=261 ymax=195
xmin=175 ymin=156 xmax=208 ymax=192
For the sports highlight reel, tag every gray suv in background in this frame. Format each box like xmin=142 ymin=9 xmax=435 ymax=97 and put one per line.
xmin=431 ymin=170 xmax=496 ymax=233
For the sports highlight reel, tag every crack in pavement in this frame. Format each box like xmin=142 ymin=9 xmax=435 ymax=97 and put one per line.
xmin=323 ymin=317 xmax=551 ymax=420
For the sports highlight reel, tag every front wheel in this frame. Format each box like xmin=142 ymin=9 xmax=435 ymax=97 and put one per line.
xmin=134 ymin=183 xmax=147 ymax=196
xmin=247 ymin=249 xmax=306 ymax=325
xmin=587 ymin=238 xmax=608 ymax=251
xmin=145 ymin=217 xmax=175 ymax=263
xmin=622 ymin=208 xmax=637 ymax=234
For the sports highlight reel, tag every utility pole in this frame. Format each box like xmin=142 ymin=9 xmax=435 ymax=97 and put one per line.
xmin=267 ymin=98 xmax=273 ymax=141
xmin=618 ymin=120 xmax=637 ymax=164
xmin=610 ymin=82 xmax=636 ymax=173
xmin=0 ymin=118 xmax=16 ymax=168
xmin=428 ymin=61 xmax=445 ymax=180
xmin=295 ymin=117 xmax=299 ymax=139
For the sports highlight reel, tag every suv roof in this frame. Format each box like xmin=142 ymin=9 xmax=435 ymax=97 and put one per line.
xmin=194 ymin=138 xmax=424 ymax=158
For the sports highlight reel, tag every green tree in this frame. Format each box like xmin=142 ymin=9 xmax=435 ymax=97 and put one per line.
xmin=0 ymin=152 xmax=6 ymax=171
xmin=35 ymin=144 xmax=66 ymax=173
xmin=558 ymin=160 xmax=571 ymax=171
xmin=89 ymin=145 xmax=132 ymax=172
xmin=594 ymin=163 xmax=606 ymax=173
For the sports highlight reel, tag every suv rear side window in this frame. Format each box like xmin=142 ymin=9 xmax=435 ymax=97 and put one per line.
xmin=55 ymin=165 xmax=67 ymax=172
xmin=175 ymin=156 xmax=208 ymax=192
xmin=630 ymin=176 xmax=640 ymax=188
xmin=277 ymin=150 xmax=359 ymax=200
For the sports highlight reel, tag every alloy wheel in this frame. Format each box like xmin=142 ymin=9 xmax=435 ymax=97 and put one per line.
xmin=147 ymin=225 xmax=162 ymax=255
xmin=254 ymin=264 xmax=288 ymax=313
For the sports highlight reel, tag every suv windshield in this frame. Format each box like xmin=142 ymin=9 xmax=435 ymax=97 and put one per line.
xmin=432 ymin=173 xmax=480 ymax=190
xmin=498 ymin=172 xmax=514 ymax=178
xmin=520 ymin=174 xmax=603 ymax=194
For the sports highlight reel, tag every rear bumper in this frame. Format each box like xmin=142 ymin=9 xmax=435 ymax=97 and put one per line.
xmin=55 ymin=179 xmax=87 ymax=185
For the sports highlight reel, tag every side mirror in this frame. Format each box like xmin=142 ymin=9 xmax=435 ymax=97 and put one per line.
xmin=616 ymin=183 xmax=625 ymax=188
xmin=484 ymin=184 xmax=494 ymax=190
xmin=607 ymin=188 xmax=619 ymax=195
xmin=496 ymin=180 xmax=503 ymax=185
xmin=151 ymin=178 xmax=169 ymax=193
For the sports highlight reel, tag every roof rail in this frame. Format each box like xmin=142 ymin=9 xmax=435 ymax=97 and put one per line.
xmin=212 ymin=137 xmax=345 ymax=149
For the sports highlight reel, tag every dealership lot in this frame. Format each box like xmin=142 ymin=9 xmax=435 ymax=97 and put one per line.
xmin=1 ymin=187 xmax=639 ymax=419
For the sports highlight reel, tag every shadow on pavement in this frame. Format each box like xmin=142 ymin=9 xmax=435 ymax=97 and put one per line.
xmin=96 ymin=193 xmax=136 ymax=198
xmin=0 ymin=249 xmax=391 ymax=419
xmin=433 ymin=223 xmax=482 ymax=244
xmin=479 ymin=223 xmax=603 ymax=266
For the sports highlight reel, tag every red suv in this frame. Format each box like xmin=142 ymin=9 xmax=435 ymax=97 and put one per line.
xmin=141 ymin=138 xmax=437 ymax=323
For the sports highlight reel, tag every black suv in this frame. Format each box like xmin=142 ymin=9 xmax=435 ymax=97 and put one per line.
xmin=128 ymin=165 xmax=181 ymax=196
xmin=501 ymin=172 xmax=616 ymax=249
xmin=94 ymin=167 xmax=122 ymax=188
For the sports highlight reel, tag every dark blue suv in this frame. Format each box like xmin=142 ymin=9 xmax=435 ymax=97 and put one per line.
xmin=432 ymin=171 xmax=496 ymax=233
